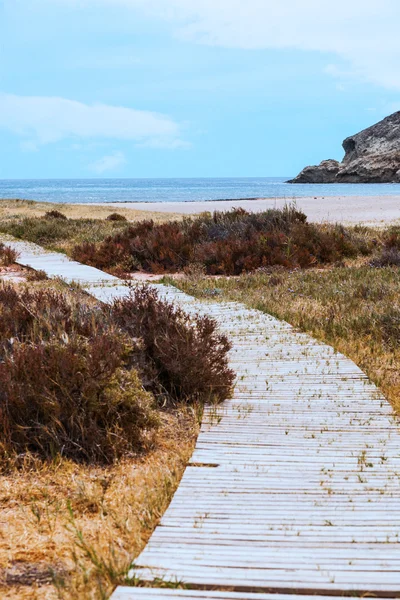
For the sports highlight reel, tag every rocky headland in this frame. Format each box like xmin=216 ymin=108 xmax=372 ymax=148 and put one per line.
xmin=288 ymin=111 xmax=400 ymax=183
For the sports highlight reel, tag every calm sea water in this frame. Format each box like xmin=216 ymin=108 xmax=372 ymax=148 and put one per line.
xmin=1 ymin=178 xmax=400 ymax=204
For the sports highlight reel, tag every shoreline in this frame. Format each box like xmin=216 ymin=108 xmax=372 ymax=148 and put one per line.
xmin=104 ymin=196 xmax=271 ymax=204
xmin=94 ymin=195 xmax=400 ymax=225
xmin=1 ymin=195 xmax=400 ymax=225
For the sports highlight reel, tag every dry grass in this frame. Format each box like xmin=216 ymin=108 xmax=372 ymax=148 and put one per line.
xmin=0 ymin=200 xmax=183 ymax=260
xmin=172 ymin=261 xmax=400 ymax=414
xmin=0 ymin=199 xmax=182 ymax=223
xmin=0 ymin=408 xmax=198 ymax=600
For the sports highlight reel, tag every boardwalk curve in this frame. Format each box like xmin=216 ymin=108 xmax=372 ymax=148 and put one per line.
xmin=4 ymin=238 xmax=400 ymax=598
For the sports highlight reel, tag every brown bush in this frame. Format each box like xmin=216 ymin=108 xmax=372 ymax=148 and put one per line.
xmin=371 ymin=247 xmax=400 ymax=267
xmin=111 ymin=286 xmax=235 ymax=404
xmin=43 ymin=210 xmax=68 ymax=221
xmin=0 ymin=285 xmax=158 ymax=464
xmin=0 ymin=283 xmax=234 ymax=464
xmin=382 ymin=228 xmax=400 ymax=250
xmin=26 ymin=268 xmax=48 ymax=281
xmin=0 ymin=335 xmax=158 ymax=463
xmin=71 ymin=240 xmax=132 ymax=270
xmin=106 ymin=212 xmax=128 ymax=222
xmin=71 ymin=206 xmax=371 ymax=276
xmin=0 ymin=285 xmax=103 ymax=341
xmin=44 ymin=209 xmax=68 ymax=220
xmin=0 ymin=243 xmax=19 ymax=266
xmin=369 ymin=227 xmax=400 ymax=267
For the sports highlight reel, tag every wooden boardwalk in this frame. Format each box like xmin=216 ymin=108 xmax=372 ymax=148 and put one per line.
xmin=4 ymin=238 xmax=400 ymax=598
xmin=112 ymin=591 xmax=397 ymax=600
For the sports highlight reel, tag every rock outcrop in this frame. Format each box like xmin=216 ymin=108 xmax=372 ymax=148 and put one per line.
xmin=288 ymin=111 xmax=400 ymax=183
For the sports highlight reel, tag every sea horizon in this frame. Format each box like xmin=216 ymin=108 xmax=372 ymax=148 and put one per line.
xmin=1 ymin=177 xmax=400 ymax=205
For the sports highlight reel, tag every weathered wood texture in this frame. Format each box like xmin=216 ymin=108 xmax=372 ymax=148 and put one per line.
xmin=112 ymin=591 xmax=394 ymax=600
xmin=4 ymin=238 xmax=400 ymax=597
xmin=119 ymin=289 xmax=400 ymax=596
xmin=5 ymin=238 xmax=117 ymax=283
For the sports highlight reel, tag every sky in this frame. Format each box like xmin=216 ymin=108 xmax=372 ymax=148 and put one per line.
xmin=0 ymin=0 xmax=400 ymax=179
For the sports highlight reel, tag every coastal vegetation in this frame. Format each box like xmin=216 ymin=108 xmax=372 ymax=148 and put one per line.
xmin=0 ymin=202 xmax=378 ymax=276
xmin=0 ymin=242 xmax=19 ymax=266
xmin=0 ymin=200 xmax=180 ymax=259
xmin=2 ymin=201 xmax=400 ymax=598
xmin=3 ymin=202 xmax=398 ymax=278
xmin=70 ymin=206 xmax=373 ymax=275
xmin=0 ymin=212 xmax=136 ymax=252
xmin=0 ymin=198 xmax=178 ymax=223
xmin=0 ymin=282 xmax=233 ymax=462
xmin=0 ymin=278 xmax=233 ymax=598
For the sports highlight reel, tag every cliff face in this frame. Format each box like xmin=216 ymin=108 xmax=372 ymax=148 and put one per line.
xmin=288 ymin=111 xmax=400 ymax=184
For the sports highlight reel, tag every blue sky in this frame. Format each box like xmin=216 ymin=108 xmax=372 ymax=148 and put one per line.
xmin=0 ymin=0 xmax=399 ymax=178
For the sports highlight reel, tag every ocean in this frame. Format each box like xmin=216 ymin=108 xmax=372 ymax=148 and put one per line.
xmin=1 ymin=177 xmax=400 ymax=204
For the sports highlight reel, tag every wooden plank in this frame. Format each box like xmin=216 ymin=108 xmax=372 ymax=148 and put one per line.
xmin=124 ymin=287 xmax=400 ymax=596
xmin=112 ymin=590 xmax=393 ymax=600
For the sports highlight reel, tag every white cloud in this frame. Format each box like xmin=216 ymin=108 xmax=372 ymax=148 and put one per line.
xmin=52 ymin=0 xmax=400 ymax=91
xmin=0 ymin=92 xmax=184 ymax=147
xmin=88 ymin=151 xmax=126 ymax=173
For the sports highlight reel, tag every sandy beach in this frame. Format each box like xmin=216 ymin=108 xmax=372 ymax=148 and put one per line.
xmin=100 ymin=195 xmax=400 ymax=226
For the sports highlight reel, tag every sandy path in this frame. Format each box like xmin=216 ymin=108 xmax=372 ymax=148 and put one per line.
xmin=98 ymin=195 xmax=400 ymax=225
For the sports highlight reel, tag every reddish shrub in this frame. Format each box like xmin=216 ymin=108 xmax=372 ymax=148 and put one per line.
xmin=70 ymin=206 xmax=368 ymax=276
xmin=0 ymin=285 xmax=104 ymax=341
xmin=106 ymin=212 xmax=128 ymax=222
xmin=44 ymin=210 xmax=68 ymax=220
xmin=0 ymin=284 xmax=158 ymax=464
xmin=26 ymin=268 xmax=48 ymax=282
xmin=0 ymin=334 xmax=157 ymax=463
xmin=113 ymin=221 xmax=196 ymax=273
xmin=369 ymin=227 xmax=400 ymax=267
xmin=111 ymin=287 xmax=235 ymax=404
xmin=71 ymin=240 xmax=131 ymax=270
xmin=0 ymin=283 xmax=234 ymax=464
xmin=0 ymin=243 xmax=19 ymax=266
xmin=383 ymin=230 xmax=400 ymax=250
